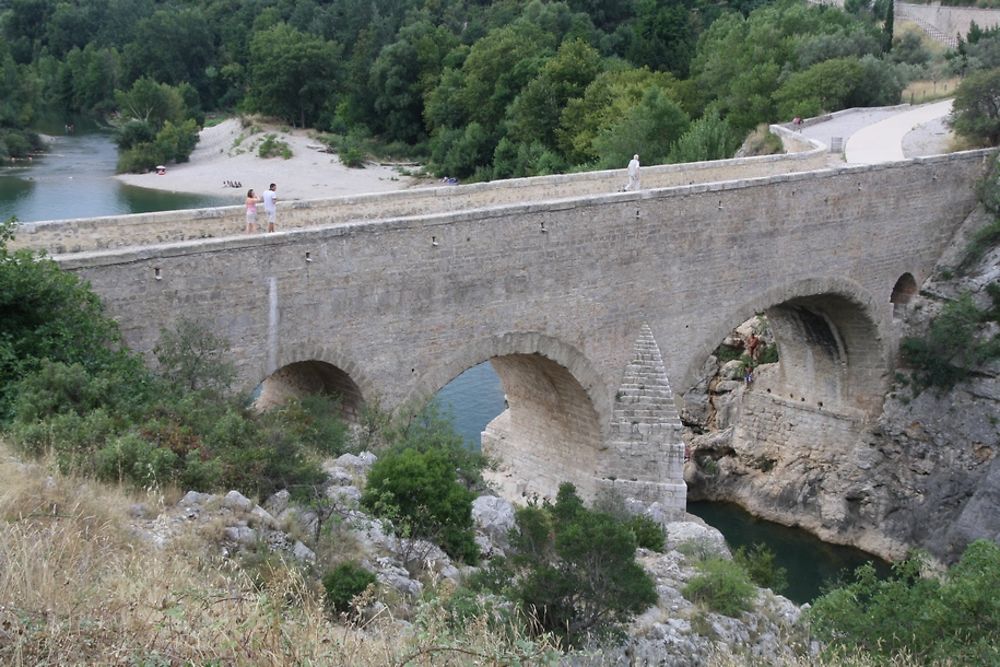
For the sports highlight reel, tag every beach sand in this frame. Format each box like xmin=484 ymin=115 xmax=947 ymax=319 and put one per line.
xmin=114 ymin=118 xmax=423 ymax=202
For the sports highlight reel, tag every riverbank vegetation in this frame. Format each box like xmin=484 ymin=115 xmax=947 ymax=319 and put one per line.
xmin=3 ymin=0 xmax=993 ymax=177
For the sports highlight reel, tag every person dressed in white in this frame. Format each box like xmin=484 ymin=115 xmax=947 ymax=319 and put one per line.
xmin=625 ymin=154 xmax=640 ymax=191
xmin=263 ymin=183 xmax=278 ymax=233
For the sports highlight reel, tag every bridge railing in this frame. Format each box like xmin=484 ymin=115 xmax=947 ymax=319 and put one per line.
xmin=13 ymin=131 xmax=828 ymax=256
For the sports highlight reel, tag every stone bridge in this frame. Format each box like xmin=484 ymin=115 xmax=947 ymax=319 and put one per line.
xmin=14 ymin=139 xmax=991 ymax=515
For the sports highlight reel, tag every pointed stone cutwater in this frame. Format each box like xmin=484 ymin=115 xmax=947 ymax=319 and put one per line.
xmin=600 ymin=324 xmax=687 ymax=516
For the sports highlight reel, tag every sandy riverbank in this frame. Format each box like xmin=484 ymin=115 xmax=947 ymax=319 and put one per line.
xmin=114 ymin=118 xmax=424 ymax=202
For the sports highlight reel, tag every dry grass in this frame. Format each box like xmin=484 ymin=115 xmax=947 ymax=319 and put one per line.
xmin=901 ymin=77 xmax=962 ymax=105
xmin=0 ymin=443 xmax=561 ymax=665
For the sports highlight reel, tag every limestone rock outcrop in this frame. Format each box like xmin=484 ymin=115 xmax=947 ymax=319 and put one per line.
xmin=682 ymin=235 xmax=1000 ymax=563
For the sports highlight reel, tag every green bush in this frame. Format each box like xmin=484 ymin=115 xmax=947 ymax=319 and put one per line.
xmin=0 ymin=220 xmax=130 ymax=421
xmin=733 ymin=543 xmax=788 ymax=593
xmin=490 ymin=483 xmax=658 ymax=647
xmin=627 ymin=514 xmax=666 ymax=552
xmin=361 ymin=446 xmax=479 ymax=564
xmin=808 ymin=541 xmax=1000 ymax=665
xmin=257 ymin=133 xmax=293 ymax=159
xmin=683 ymin=557 xmax=756 ymax=616
xmin=322 ymin=562 xmax=377 ymax=614
xmin=95 ymin=432 xmax=179 ymax=486
xmin=901 ymin=293 xmax=991 ymax=389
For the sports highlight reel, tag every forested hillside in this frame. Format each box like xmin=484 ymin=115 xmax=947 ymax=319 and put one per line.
xmin=0 ymin=0 xmax=988 ymax=176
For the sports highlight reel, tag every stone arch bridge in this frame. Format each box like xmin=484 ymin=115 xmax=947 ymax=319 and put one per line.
xmin=14 ymin=143 xmax=991 ymax=516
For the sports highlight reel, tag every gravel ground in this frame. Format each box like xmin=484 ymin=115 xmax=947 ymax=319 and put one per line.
xmin=902 ymin=115 xmax=954 ymax=157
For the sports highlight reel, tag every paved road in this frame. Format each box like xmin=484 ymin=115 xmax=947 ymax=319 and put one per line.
xmin=844 ymin=99 xmax=955 ymax=165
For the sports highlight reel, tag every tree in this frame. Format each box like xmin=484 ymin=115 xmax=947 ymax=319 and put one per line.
xmin=369 ymin=20 xmax=458 ymax=143
xmin=0 ymin=219 xmax=127 ymax=421
xmin=500 ymin=483 xmax=658 ymax=646
xmin=361 ymin=446 xmax=479 ymax=564
xmin=122 ymin=8 xmax=216 ymax=102
xmin=952 ymin=67 xmax=1000 ymax=145
xmin=591 ymin=85 xmax=689 ymax=168
xmin=557 ymin=66 xmax=680 ymax=164
xmin=668 ymin=109 xmax=741 ymax=163
xmin=248 ymin=23 xmax=341 ymax=128
xmin=503 ymin=39 xmax=605 ymax=152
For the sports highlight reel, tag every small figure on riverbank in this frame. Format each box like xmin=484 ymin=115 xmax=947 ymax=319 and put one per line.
xmin=245 ymin=188 xmax=261 ymax=233
xmin=624 ymin=154 xmax=640 ymax=191
xmin=263 ymin=183 xmax=278 ymax=233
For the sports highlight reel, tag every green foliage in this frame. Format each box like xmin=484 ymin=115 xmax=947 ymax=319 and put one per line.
xmin=952 ymin=67 xmax=1000 ymax=145
xmin=627 ymin=514 xmax=666 ymax=552
xmin=591 ymin=85 xmax=689 ymax=168
xmin=322 ymin=562 xmax=377 ymax=614
xmin=487 ymin=483 xmax=657 ymax=647
xmin=683 ymin=557 xmax=757 ymax=616
xmin=668 ymin=110 xmax=741 ymax=163
xmin=0 ymin=219 xmax=129 ymax=422
xmin=248 ymin=23 xmax=341 ymax=128
xmin=808 ymin=541 xmax=1000 ymax=665
xmin=257 ymin=133 xmax=293 ymax=159
xmin=361 ymin=446 xmax=479 ymax=564
xmin=733 ymin=543 xmax=788 ymax=593
xmin=153 ymin=318 xmax=235 ymax=394
xmin=901 ymin=293 xmax=997 ymax=390
xmin=0 ymin=241 xmax=336 ymax=498
xmin=758 ymin=343 xmax=780 ymax=364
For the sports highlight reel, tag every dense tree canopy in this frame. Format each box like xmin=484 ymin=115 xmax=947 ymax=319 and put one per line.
xmin=0 ymin=0 xmax=934 ymax=176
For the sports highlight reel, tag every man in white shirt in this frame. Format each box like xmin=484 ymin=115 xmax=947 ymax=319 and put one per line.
xmin=263 ymin=183 xmax=278 ymax=232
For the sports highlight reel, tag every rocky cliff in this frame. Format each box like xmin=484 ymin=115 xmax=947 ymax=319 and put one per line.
xmin=683 ymin=208 xmax=1000 ymax=564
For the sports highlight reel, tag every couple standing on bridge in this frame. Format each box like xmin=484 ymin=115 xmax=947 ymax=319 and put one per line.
xmin=244 ymin=183 xmax=279 ymax=234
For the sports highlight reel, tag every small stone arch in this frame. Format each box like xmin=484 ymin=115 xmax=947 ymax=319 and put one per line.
xmin=890 ymin=272 xmax=919 ymax=318
xmin=679 ymin=276 xmax=889 ymax=415
xmin=252 ymin=343 xmax=372 ymax=422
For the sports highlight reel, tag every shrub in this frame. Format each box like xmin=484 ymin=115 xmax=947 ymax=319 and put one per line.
xmin=683 ymin=557 xmax=756 ymax=616
xmin=153 ymin=318 xmax=235 ymax=394
xmin=258 ymin=133 xmax=293 ymax=159
xmin=322 ymin=561 xmax=377 ymax=614
xmin=361 ymin=446 xmax=479 ymax=564
xmin=627 ymin=514 xmax=666 ymax=552
xmin=733 ymin=543 xmax=788 ymax=593
xmin=808 ymin=541 xmax=1000 ymax=665
xmin=95 ymin=432 xmax=179 ymax=487
xmin=901 ymin=293 xmax=989 ymax=389
xmin=0 ymin=220 xmax=129 ymax=421
xmin=497 ymin=484 xmax=657 ymax=647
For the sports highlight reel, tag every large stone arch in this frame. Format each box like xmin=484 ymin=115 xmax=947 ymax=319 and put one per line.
xmin=412 ymin=332 xmax=608 ymax=502
xmin=250 ymin=342 xmax=374 ymax=422
xmin=679 ymin=276 xmax=890 ymax=415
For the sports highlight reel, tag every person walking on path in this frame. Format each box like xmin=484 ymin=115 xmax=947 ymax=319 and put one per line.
xmin=624 ymin=154 xmax=641 ymax=191
xmin=263 ymin=183 xmax=278 ymax=233
xmin=244 ymin=188 xmax=261 ymax=234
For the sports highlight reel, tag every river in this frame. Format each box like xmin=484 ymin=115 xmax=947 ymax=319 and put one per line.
xmin=0 ymin=130 xmax=224 ymax=223
xmin=3 ymin=131 xmax=886 ymax=605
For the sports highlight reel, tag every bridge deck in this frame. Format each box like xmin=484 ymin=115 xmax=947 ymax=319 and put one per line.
xmin=12 ymin=127 xmax=826 ymax=256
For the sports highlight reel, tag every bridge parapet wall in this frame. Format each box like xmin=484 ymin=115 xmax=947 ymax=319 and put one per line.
xmin=14 ymin=141 xmax=827 ymax=255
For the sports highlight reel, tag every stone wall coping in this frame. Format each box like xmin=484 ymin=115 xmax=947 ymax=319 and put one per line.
xmin=53 ymin=147 xmax=995 ymax=270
